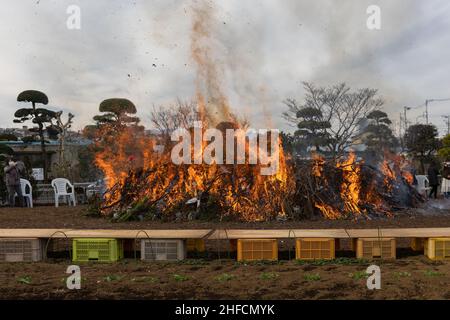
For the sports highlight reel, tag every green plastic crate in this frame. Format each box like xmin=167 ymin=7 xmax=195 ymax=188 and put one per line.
xmin=72 ymin=238 xmax=123 ymax=262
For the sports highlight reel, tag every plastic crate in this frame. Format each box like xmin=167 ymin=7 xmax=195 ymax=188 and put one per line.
xmin=0 ymin=238 xmax=44 ymax=262
xmin=424 ymin=238 xmax=450 ymax=260
xmin=356 ymin=238 xmax=396 ymax=259
xmin=296 ymin=238 xmax=335 ymax=260
xmin=186 ymin=239 xmax=205 ymax=252
xmin=411 ymin=238 xmax=425 ymax=251
xmin=237 ymin=239 xmax=278 ymax=261
xmin=141 ymin=239 xmax=186 ymax=261
xmin=72 ymin=238 xmax=123 ymax=262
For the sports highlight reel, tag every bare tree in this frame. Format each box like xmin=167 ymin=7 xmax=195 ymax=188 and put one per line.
xmin=55 ymin=111 xmax=75 ymax=165
xmin=150 ymin=99 xmax=251 ymax=148
xmin=282 ymin=98 xmax=302 ymax=126
xmin=283 ymin=82 xmax=383 ymax=157
xmin=150 ymin=100 xmax=200 ymax=140
xmin=47 ymin=111 xmax=76 ymax=179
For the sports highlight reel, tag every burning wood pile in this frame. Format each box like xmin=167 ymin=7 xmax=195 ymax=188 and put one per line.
xmin=90 ymin=117 xmax=423 ymax=222
xmin=87 ymin=2 xmax=423 ymax=222
xmin=293 ymin=152 xmax=423 ymax=220
xmin=91 ymin=120 xmax=295 ymax=222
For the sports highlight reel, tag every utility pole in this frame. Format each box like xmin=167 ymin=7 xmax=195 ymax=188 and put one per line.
xmin=443 ymin=115 xmax=450 ymax=135
xmin=403 ymin=106 xmax=411 ymax=132
xmin=399 ymin=113 xmax=404 ymax=151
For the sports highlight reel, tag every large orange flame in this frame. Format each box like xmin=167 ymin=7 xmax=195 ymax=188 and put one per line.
xmin=337 ymin=152 xmax=362 ymax=215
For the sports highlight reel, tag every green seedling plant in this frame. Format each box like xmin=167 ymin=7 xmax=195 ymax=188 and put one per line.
xmin=17 ymin=276 xmax=32 ymax=285
xmin=348 ymin=271 xmax=369 ymax=280
xmin=237 ymin=260 xmax=284 ymax=267
xmin=424 ymin=270 xmax=444 ymax=277
xmin=303 ymin=273 xmax=321 ymax=281
xmin=132 ymin=276 xmax=158 ymax=283
xmin=296 ymin=258 xmax=369 ymax=266
xmin=260 ymin=272 xmax=279 ymax=280
xmin=216 ymin=273 xmax=236 ymax=282
xmin=394 ymin=271 xmax=411 ymax=278
xmin=173 ymin=274 xmax=189 ymax=282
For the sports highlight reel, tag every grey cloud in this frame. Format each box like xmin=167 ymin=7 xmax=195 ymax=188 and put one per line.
xmin=0 ymin=0 xmax=449 ymax=135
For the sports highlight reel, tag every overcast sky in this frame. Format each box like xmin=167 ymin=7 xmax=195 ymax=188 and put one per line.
xmin=0 ymin=0 xmax=449 ymax=135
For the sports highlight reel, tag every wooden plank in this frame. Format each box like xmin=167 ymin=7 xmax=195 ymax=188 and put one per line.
xmin=0 ymin=229 xmax=212 ymax=239
xmin=380 ymin=228 xmax=450 ymax=238
xmin=208 ymin=229 xmax=349 ymax=239
xmin=1 ymin=227 xmax=450 ymax=240
xmin=0 ymin=229 xmax=72 ymax=238
xmin=347 ymin=228 xmax=450 ymax=238
xmin=208 ymin=228 xmax=450 ymax=239
xmin=65 ymin=229 xmax=212 ymax=239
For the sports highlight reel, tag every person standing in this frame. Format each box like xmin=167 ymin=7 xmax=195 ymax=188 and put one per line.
xmin=427 ymin=161 xmax=440 ymax=199
xmin=3 ymin=156 xmax=24 ymax=207
xmin=442 ymin=162 xmax=450 ymax=199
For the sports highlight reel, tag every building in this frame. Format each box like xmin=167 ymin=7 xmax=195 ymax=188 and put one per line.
xmin=0 ymin=130 xmax=94 ymax=182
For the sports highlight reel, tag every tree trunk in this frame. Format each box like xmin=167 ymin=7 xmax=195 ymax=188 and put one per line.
xmin=33 ymin=102 xmax=48 ymax=181
xmin=39 ymin=123 xmax=48 ymax=181
xmin=419 ymin=154 xmax=425 ymax=175
xmin=59 ymin=131 xmax=65 ymax=165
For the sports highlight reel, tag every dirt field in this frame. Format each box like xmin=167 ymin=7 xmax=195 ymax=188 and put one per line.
xmin=0 ymin=201 xmax=449 ymax=300
xmin=0 ymin=199 xmax=450 ymax=230
xmin=0 ymin=256 xmax=449 ymax=300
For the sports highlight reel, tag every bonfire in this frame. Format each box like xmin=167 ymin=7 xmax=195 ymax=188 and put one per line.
xmin=87 ymin=2 xmax=423 ymax=222
xmin=92 ymin=115 xmax=294 ymax=222
xmin=298 ymin=151 xmax=423 ymax=220
xmin=90 ymin=116 xmax=423 ymax=222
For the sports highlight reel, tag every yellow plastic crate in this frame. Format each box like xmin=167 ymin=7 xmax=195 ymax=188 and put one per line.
xmin=356 ymin=238 xmax=396 ymax=260
xmin=424 ymin=238 xmax=450 ymax=260
xmin=237 ymin=239 xmax=278 ymax=261
xmin=296 ymin=238 xmax=335 ymax=260
xmin=186 ymin=239 xmax=205 ymax=252
xmin=73 ymin=238 xmax=123 ymax=262
xmin=411 ymin=238 xmax=425 ymax=251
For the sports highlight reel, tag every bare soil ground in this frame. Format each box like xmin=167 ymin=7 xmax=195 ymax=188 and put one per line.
xmin=0 ymin=200 xmax=449 ymax=300
xmin=0 ymin=199 xmax=449 ymax=230
xmin=0 ymin=256 xmax=449 ymax=300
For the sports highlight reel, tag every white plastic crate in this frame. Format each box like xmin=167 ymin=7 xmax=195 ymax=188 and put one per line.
xmin=0 ymin=238 xmax=44 ymax=262
xmin=141 ymin=239 xmax=186 ymax=261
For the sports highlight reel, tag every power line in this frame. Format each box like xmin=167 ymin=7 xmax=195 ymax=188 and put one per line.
xmin=425 ymin=98 xmax=450 ymax=124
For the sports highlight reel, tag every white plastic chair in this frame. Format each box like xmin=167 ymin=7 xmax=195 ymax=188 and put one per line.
xmin=51 ymin=178 xmax=77 ymax=207
xmin=19 ymin=178 xmax=33 ymax=208
xmin=442 ymin=178 xmax=450 ymax=196
xmin=415 ymin=175 xmax=431 ymax=197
